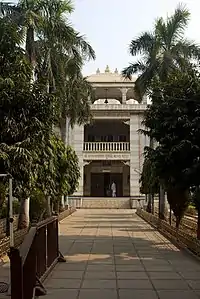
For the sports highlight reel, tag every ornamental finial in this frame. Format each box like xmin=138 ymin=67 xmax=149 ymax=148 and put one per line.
xmin=105 ymin=65 xmax=110 ymax=73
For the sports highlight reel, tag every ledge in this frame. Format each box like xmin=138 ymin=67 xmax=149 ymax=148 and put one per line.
xmin=0 ymin=208 xmax=76 ymax=257
xmin=91 ymin=104 xmax=147 ymax=112
xmin=58 ymin=207 xmax=76 ymax=221
xmin=136 ymin=208 xmax=200 ymax=258
xmin=83 ymin=152 xmax=130 ymax=160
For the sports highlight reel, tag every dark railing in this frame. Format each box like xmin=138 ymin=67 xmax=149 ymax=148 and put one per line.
xmin=9 ymin=216 xmax=65 ymax=299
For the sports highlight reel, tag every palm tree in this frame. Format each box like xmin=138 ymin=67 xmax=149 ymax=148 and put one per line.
xmin=122 ymin=4 xmax=200 ymax=100
xmin=34 ymin=1 xmax=95 ymax=142
xmin=123 ymin=4 xmax=200 ymax=219
xmin=1 ymin=0 xmax=95 ymax=224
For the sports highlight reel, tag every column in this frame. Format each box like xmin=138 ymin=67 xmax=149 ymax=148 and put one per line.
xmin=123 ymin=163 xmax=130 ymax=197
xmin=142 ymin=94 xmax=147 ymax=105
xmin=130 ymin=114 xmax=140 ymax=196
xmin=121 ymin=88 xmax=127 ymax=104
xmin=138 ymin=114 xmax=146 ymax=169
xmin=73 ymin=124 xmax=84 ymax=196
xmin=83 ymin=162 xmax=91 ymax=196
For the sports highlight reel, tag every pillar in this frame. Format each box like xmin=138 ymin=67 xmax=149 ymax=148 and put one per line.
xmin=121 ymin=88 xmax=127 ymax=104
xmin=122 ymin=163 xmax=130 ymax=197
xmin=73 ymin=124 xmax=84 ymax=196
xmin=130 ymin=114 xmax=140 ymax=196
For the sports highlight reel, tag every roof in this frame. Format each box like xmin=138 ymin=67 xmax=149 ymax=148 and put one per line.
xmin=87 ymin=65 xmax=137 ymax=83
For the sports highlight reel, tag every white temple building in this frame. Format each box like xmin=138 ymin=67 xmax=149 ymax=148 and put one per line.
xmin=68 ymin=66 xmax=148 ymax=198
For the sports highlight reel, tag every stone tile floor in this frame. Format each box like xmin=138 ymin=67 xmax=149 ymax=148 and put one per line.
xmin=44 ymin=209 xmax=200 ymax=299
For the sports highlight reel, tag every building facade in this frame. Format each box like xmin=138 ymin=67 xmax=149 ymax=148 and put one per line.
xmin=68 ymin=66 xmax=148 ymax=197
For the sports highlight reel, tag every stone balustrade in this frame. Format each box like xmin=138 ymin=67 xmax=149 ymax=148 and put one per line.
xmin=83 ymin=142 xmax=130 ymax=152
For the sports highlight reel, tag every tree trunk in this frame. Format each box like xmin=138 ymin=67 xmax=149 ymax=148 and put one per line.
xmin=169 ymin=206 xmax=172 ymax=225
xmin=146 ymin=194 xmax=152 ymax=213
xmin=46 ymin=196 xmax=52 ymax=217
xmin=159 ymin=185 xmax=165 ymax=220
xmin=60 ymin=116 xmax=70 ymax=145
xmin=60 ymin=195 xmax=65 ymax=211
xmin=60 ymin=117 xmax=66 ymax=143
xmin=167 ymin=188 xmax=189 ymax=230
xmin=152 ymin=194 xmax=154 ymax=214
xmin=26 ymin=26 xmax=35 ymax=66
xmin=176 ymin=215 xmax=181 ymax=229
xmin=18 ymin=198 xmax=30 ymax=229
xmin=53 ymin=198 xmax=60 ymax=215
xmin=197 ymin=209 xmax=200 ymax=239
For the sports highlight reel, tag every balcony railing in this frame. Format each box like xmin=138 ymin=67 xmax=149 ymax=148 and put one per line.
xmin=83 ymin=142 xmax=130 ymax=152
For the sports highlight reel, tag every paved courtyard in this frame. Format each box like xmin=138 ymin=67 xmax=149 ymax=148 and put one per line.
xmin=45 ymin=209 xmax=200 ymax=299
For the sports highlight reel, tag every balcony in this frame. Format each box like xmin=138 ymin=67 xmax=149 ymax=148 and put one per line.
xmin=83 ymin=142 xmax=130 ymax=152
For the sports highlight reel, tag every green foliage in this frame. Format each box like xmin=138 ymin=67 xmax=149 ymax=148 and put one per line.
xmin=34 ymin=135 xmax=80 ymax=216
xmin=51 ymin=136 xmax=80 ymax=197
xmin=0 ymin=77 xmax=56 ymax=199
xmin=65 ymin=146 xmax=80 ymax=195
xmin=30 ymin=189 xmax=48 ymax=223
xmin=143 ymin=71 xmax=200 ymax=190
xmin=140 ymin=155 xmax=159 ymax=195
xmin=0 ymin=0 xmax=94 ymax=225
xmin=0 ymin=199 xmax=20 ymax=219
xmin=142 ymin=70 xmax=200 ymax=226
xmin=122 ymin=4 xmax=200 ymax=99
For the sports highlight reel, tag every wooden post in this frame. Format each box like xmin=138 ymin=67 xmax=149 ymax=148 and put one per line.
xmin=10 ymin=248 xmax=23 ymax=299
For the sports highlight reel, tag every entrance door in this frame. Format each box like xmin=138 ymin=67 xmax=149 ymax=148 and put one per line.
xmin=104 ymin=173 xmax=111 ymax=197
xmin=91 ymin=173 xmax=104 ymax=197
xmin=90 ymin=173 xmax=123 ymax=197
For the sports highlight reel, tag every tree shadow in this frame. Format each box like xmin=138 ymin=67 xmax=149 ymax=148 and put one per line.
xmin=43 ymin=211 xmax=200 ymax=298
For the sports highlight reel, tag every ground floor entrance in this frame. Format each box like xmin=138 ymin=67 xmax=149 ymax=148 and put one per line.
xmin=91 ymin=173 xmax=123 ymax=197
xmin=83 ymin=160 xmax=130 ymax=197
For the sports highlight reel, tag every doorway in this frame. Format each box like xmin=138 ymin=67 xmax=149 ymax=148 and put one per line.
xmin=90 ymin=173 xmax=123 ymax=197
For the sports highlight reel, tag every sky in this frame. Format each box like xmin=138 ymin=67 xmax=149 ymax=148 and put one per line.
xmin=69 ymin=0 xmax=200 ymax=76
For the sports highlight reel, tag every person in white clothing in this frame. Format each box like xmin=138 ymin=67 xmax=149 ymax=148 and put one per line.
xmin=111 ymin=181 xmax=116 ymax=197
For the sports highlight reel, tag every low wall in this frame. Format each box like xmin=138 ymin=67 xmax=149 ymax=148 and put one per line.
xmin=0 ymin=208 xmax=76 ymax=257
xmin=0 ymin=215 xmax=19 ymax=238
xmin=0 ymin=228 xmax=28 ymax=257
xmin=130 ymin=198 xmax=146 ymax=209
xmin=58 ymin=207 xmax=76 ymax=221
xmin=136 ymin=208 xmax=200 ymax=258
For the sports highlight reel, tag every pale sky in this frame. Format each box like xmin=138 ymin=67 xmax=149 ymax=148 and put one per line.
xmin=69 ymin=0 xmax=200 ymax=75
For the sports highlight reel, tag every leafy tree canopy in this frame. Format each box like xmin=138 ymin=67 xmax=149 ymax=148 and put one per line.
xmin=122 ymin=4 xmax=200 ymax=99
xmin=142 ymin=70 xmax=200 ymax=190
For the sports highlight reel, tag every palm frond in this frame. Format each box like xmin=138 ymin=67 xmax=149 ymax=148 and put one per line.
xmin=129 ymin=32 xmax=155 ymax=56
xmin=122 ymin=60 xmax=146 ymax=79
xmin=166 ymin=4 xmax=190 ymax=45
xmin=155 ymin=17 xmax=167 ymax=48
xmin=172 ymin=40 xmax=200 ymax=61
xmin=75 ymin=34 xmax=96 ymax=61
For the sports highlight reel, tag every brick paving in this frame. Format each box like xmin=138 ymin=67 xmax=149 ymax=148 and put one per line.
xmin=44 ymin=209 xmax=200 ymax=299
xmin=0 ymin=256 xmax=10 ymax=299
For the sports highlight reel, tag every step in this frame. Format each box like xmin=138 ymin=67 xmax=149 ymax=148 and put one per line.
xmin=68 ymin=197 xmax=146 ymax=209
xmin=81 ymin=198 xmax=130 ymax=209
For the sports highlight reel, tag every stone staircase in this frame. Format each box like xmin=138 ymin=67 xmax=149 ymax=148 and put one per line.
xmin=81 ymin=197 xmax=131 ymax=209
xmin=68 ymin=196 xmax=146 ymax=209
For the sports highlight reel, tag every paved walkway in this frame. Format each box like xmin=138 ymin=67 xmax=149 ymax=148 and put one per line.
xmin=45 ymin=209 xmax=200 ymax=299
